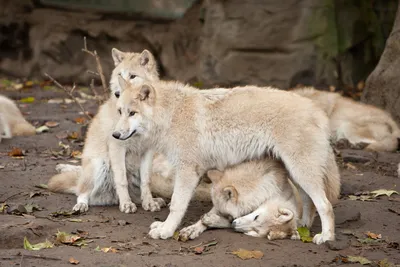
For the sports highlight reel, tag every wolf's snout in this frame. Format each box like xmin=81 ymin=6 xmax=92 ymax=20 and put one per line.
xmin=231 ymin=220 xmax=237 ymax=228
xmin=112 ymin=132 xmax=121 ymax=139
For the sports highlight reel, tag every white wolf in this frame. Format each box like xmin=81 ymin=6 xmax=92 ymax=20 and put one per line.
xmin=113 ymin=80 xmax=340 ymax=244
xmin=0 ymin=95 xmax=36 ymax=142
xmin=294 ymin=88 xmax=400 ymax=152
xmin=178 ymin=160 xmax=304 ymax=241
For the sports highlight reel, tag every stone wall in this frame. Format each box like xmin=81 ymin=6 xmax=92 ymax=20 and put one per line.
xmin=0 ymin=0 xmax=397 ymax=89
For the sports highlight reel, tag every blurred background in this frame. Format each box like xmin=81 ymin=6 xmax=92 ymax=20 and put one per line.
xmin=0 ymin=0 xmax=398 ymax=97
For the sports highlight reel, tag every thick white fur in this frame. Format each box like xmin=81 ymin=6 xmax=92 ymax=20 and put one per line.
xmin=294 ymin=88 xmax=400 ymax=152
xmin=179 ymin=160 xmax=302 ymax=241
xmin=48 ymin=49 xmax=166 ymax=214
xmin=0 ymin=95 xmax=36 ymax=142
xmin=116 ymin=80 xmax=340 ymax=244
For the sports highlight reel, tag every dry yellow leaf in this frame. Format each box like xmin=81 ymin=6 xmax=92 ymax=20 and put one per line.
xmin=232 ymin=248 xmax=263 ymax=260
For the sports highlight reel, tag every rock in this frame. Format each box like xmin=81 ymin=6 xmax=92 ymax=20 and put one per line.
xmin=335 ymin=208 xmax=361 ymax=225
xmin=326 ymin=239 xmax=349 ymax=251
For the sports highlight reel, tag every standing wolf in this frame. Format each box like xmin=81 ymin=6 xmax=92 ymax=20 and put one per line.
xmin=113 ymin=80 xmax=340 ymax=244
xmin=48 ymin=48 xmax=166 ymax=213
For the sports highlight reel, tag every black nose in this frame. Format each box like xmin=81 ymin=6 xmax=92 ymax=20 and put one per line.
xmin=231 ymin=220 xmax=237 ymax=228
xmin=112 ymin=132 xmax=121 ymax=139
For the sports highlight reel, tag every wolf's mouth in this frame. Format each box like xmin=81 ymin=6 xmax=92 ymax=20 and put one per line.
xmin=120 ymin=130 xmax=137 ymax=140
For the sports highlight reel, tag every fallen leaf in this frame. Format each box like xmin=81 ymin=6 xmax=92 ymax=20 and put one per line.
xmin=348 ymin=195 xmax=375 ymax=201
xmin=345 ymin=162 xmax=357 ymax=170
xmin=48 ymin=98 xmax=64 ymax=104
xmin=69 ymin=257 xmax=80 ymax=265
xmin=14 ymin=84 xmax=23 ymax=90
xmin=378 ymin=259 xmax=394 ymax=267
xmin=357 ymin=238 xmax=382 ymax=244
xmin=71 ymin=150 xmax=82 ymax=159
xmin=297 ymin=226 xmax=313 ymax=243
xmin=34 ymin=184 xmax=49 ymax=189
xmin=56 ymin=131 xmax=69 ymax=139
xmin=366 ymin=231 xmax=382 ymax=239
xmin=173 ymin=231 xmax=181 ymax=241
xmin=29 ymin=191 xmax=42 ymax=198
xmin=371 ymin=189 xmax=399 ymax=198
xmin=20 ymin=97 xmax=35 ymax=103
xmin=23 ymin=237 xmax=54 ymax=251
xmin=95 ymin=246 xmax=101 ymax=251
xmin=67 ymin=132 xmax=79 ymax=140
xmin=56 ymin=231 xmax=81 ymax=244
xmin=8 ymin=148 xmax=24 ymax=157
xmin=36 ymin=125 xmax=50 ymax=133
xmin=193 ymin=246 xmax=204 ymax=254
xmin=232 ymin=248 xmax=263 ymax=260
xmin=50 ymin=210 xmax=79 ymax=217
xmin=74 ymin=117 xmax=86 ymax=125
xmin=0 ymin=203 xmax=8 ymax=213
xmin=25 ymin=81 xmax=34 ymax=87
xmin=100 ymin=247 xmax=118 ymax=253
xmin=45 ymin=121 xmax=59 ymax=128
xmin=346 ymin=255 xmax=372 ymax=265
xmin=67 ymin=218 xmax=83 ymax=223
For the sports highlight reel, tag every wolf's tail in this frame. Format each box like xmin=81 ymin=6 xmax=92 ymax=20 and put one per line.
xmin=324 ymin=149 xmax=341 ymax=205
xmin=13 ymin=121 xmax=36 ymax=136
xmin=48 ymin=171 xmax=79 ymax=195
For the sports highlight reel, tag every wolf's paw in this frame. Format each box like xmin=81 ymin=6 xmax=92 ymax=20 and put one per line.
xmin=244 ymin=230 xmax=261 ymax=237
xmin=73 ymin=203 xmax=88 ymax=213
xmin=119 ymin=202 xmax=137 ymax=213
xmin=179 ymin=223 xmax=206 ymax=240
xmin=148 ymin=221 xmax=174 ymax=239
xmin=142 ymin=197 xmax=166 ymax=212
xmin=291 ymin=230 xmax=301 ymax=240
xmin=313 ymin=232 xmax=334 ymax=245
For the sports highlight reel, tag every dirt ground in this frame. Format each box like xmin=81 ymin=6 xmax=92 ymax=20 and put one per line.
xmin=0 ymin=85 xmax=400 ymax=267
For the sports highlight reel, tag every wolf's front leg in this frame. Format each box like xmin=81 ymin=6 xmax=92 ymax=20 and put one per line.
xmin=149 ymin=166 xmax=200 ymax=239
xmin=140 ymin=149 xmax=166 ymax=212
xmin=178 ymin=207 xmax=230 ymax=240
xmin=109 ymin=143 xmax=137 ymax=213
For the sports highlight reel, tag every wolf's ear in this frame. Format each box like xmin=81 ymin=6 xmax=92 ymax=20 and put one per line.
xmin=139 ymin=84 xmax=155 ymax=102
xmin=140 ymin=49 xmax=155 ymax=68
xmin=207 ymin=170 xmax=223 ymax=183
xmin=112 ymin=48 xmax=125 ymax=66
xmin=117 ymin=74 xmax=129 ymax=93
xmin=276 ymin=208 xmax=294 ymax=224
xmin=223 ymin=186 xmax=238 ymax=202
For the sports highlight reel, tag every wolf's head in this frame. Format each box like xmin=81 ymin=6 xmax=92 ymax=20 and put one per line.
xmin=231 ymin=205 xmax=298 ymax=240
xmin=109 ymin=48 xmax=159 ymax=99
xmin=112 ymin=78 xmax=156 ymax=140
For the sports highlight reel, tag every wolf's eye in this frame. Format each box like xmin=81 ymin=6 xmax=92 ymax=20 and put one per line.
xmin=129 ymin=111 xmax=136 ymax=117
xmin=118 ymin=109 xmax=122 ymax=115
xmin=130 ymin=74 xmax=137 ymax=79
xmin=114 ymin=91 xmax=120 ymax=98
xmin=254 ymin=215 xmax=259 ymax=221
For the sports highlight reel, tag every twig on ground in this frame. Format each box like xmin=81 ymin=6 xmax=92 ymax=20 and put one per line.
xmin=2 ymin=254 xmax=61 ymax=261
xmin=82 ymin=36 xmax=108 ymax=98
xmin=44 ymin=73 xmax=92 ymax=120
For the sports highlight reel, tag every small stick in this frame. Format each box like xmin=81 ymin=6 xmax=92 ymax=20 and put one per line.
xmin=82 ymin=36 xmax=108 ymax=97
xmin=44 ymin=73 xmax=92 ymax=120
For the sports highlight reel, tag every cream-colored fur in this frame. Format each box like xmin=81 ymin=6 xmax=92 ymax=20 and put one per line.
xmin=48 ymin=49 xmax=167 ymax=214
xmin=179 ymin=160 xmax=302 ymax=241
xmin=294 ymin=88 xmax=400 ymax=152
xmin=115 ymin=80 xmax=340 ymax=244
xmin=0 ymin=95 xmax=36 ymax=142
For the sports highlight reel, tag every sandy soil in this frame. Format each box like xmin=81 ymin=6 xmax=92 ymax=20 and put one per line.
xmin=0 ymin=86 xmax=399 ymax=267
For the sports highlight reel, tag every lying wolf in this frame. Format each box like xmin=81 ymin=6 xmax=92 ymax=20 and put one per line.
xmin=0 ymin=95 xmax=36 ymax=142
xmin=294 ymin=88 xmax=400 ymax=152
xmin=113 ymin=80 xmax=340 ymax=244
xmin=179 ymin=160 xmax=304 ymax=241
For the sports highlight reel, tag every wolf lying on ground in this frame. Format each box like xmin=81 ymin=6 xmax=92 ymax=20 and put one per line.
xmin=178 ymin=160 xmax=305 ymax=241
xmin=113 ymin=79 xmax=340 ymax=244
xmin=294 ymin=88 xmax=400 ymax=152
xmin=0 ymin=95 xmax=36 ymax=143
